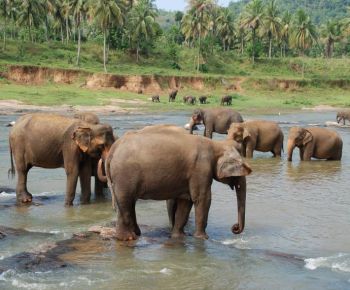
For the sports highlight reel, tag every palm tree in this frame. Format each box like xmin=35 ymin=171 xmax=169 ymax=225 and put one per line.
xmin=128 ymin=0 xmax=157 ymax=62
xmin=280 ymin=10 xmax=291 ymax=57
xmin=17 ymin=0 xmax=46 ymax=42
xmin=291 ymin=9 xmax=318 ymax=77
xmin=0 ymin=0 xmax=9 ymax=50
xmin=182 ymin=0 xmax=216 ymax=72
xmin=62 ymin=0 xmax=71 ymax=44
xmin=70 ymin=0 xmax=90 ymax=66
xmin=262 ymin=0 xmax=281 ymax=59
xmin=240 ymin=0 xmax=264 ymax=64
xmin=51 ymin=0 xmax=66 ymax=43
xmin=216 ymin=8 xmax=235 ymax=51
xmin=321 ymin=20 xmax=342 ymax=58
xmin=93 ymin=0 xmax=124 ymax=72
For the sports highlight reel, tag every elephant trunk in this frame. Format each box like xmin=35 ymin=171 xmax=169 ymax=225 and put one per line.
xmin=287 ymin=139 xmax=295 ymax=162
xmin=189 ymin=118 xmax=196 ymax=135
xmin=232 ymin=177 xmax=246 ymax=234
xmin=97 ymin=159 xmax=107 ymax=183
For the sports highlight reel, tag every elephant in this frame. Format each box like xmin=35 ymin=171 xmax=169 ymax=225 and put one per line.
xmin=74 ymin=112 xmax=100 ymax=125
xmin=221 ymin=95 xmax=232 ymax=106
xmin=8 ymin=113 xmax=115 ymax=205
xmin=168 ymin=89 xmax=178 ymax=102
xmin=227 ymin=120 xmax=284 ymax=158
xmin=287 ymin=127 xmax=342 ymax=161
xmin=199 ymin=96 xmax=207 ymax=104
xmin=183 ymin=96 xmax=196 ymax=105
xmin=188 ymin=108 xmax=244 ymax=138
xmin=98 ymin=125 xmax=251 ymax=241
xmin=152 ymin=95 xmax=160 ymax=102
xmin=336 ymin=110 xmax=350 ymax=125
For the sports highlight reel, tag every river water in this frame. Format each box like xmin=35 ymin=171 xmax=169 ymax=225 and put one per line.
xmin=0 ymin=111 xmax=349 ymax=289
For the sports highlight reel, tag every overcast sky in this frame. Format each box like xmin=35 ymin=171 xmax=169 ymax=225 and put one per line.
xmin=155 ymin=0 xmax=233 ymax=11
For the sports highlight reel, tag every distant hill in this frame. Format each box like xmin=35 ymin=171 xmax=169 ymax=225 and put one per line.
xmin=228 ymin=0 xmax=350 ymax=24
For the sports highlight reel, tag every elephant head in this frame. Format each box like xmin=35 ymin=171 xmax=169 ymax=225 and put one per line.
xmin=74 ymin=112 xmax=100 ymax=125
xmin=189 ymin=109 xmax=204 ymax=134
xmin=216 ymin=144 xmax=252 ymax=234
xmin=72 ymin=124 xmax=115 ymax=159
xmin=287 ymin=127 xmax=313 ymax=161
xmin=227 ymin=123 xmax=250 ymax=143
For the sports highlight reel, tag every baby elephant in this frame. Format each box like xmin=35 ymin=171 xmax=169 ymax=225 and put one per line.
xmin=336 ymin=110 xmax=350 ymax=125
xmin=183 ymin=96 xmax=196 ymax=105
xmin=287 ymin=127 xmax=342 ymax=161
xmin=199 ymin=96 xmax=207 ymax=104
xmin=169 ymin=89 xmax=178 ymax=102
xmin=221 ymin=95 xmax=232 ymax=106
xmin=152 ymin=95 xmax=160 ymax=102
xmin=228 ymin=120 xmax=284 ymax=158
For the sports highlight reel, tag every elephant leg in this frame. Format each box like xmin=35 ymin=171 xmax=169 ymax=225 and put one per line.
xmin=302 ymin=145 xmax=313 ymax=161
xmin=15 ymin=162 xmax=33 ymax=203
xmin=79 ymin=161 xmax=92 ymax=204
xmin=191 ymin=186 xmax=211 ymax=239
xmin=171 ymin=198 xmax=193 ymax=239
xmin=204 ymin=126 xmax=213 ymax=139
xmin=64 ymin=166 xmax=79 ymax=206
xmin=94 ymin=178 xmax=105 ymax=198
xmin=245 ymin=141 xmax=255 ymax=158
xmin=115 ymin=192 xmax=138 ymax=241
xmin=272 ymin=142 xmax=282 ymax=157
xmin=167 ymin=199 xmax=177 ymax=229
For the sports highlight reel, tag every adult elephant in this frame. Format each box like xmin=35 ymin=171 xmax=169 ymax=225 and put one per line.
xmin=74 ymin=112 xmax=100 ymax=125
xmin=188 ymin=108 xmax=244 ymax=138
xmin=227 ymin=120 xmax=284 ymax=158
xmin=9 ymin=113 xmax=115 ymax=205
xmin=336 ymin=110 xmax=350 ymax=125
xmin=98 ymin=125 xmax=251 ymax=241
xmin=287 ymin=127 xmax=342 ymax=161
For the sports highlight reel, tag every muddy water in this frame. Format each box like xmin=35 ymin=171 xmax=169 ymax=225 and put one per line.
xmin=0 ymin=111 xmax=349 ymax=289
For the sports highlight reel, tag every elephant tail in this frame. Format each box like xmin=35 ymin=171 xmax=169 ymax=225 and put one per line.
xmin=8 ymin=140 xmax=16 ymax=179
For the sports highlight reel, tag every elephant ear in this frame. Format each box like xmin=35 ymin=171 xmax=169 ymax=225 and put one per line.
xmin=72 ymin=127 xmax=92 ymax=153
xmin=303 ymin=130 xmax=313 ymax=145
xmin=217 ymin=149 xmax=252 ymax=179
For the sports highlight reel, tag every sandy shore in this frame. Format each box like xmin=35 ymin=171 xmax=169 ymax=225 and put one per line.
xmin=0 ymin=100 xmax=137 ymax=116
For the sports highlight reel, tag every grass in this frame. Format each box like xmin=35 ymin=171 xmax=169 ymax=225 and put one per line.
xmin=1 ymin=39 xmax=350 ymax=112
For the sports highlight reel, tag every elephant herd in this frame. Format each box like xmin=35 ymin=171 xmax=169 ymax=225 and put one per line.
xmin=151 ymin=89 xmax=233 ymax=106
xmin=7 ymin=108 xmax=346 ymax=241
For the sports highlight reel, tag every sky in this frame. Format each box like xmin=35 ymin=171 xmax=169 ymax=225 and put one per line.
xmin=155 ymin=0 xmax=233 ymax=11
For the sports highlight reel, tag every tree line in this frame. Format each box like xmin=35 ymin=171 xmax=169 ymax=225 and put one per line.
xmin=1 ymin=0 xmax=350 ymax=73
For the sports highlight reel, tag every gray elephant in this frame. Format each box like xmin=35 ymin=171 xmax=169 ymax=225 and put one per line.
xmin=287 ymin=127 xmax=342 ymax=161
xmin=336 ymin=110 xmax=350 ymax=125
xmin=9 ymin=113 xmax=115 ymax=205
xmin=189 ymin=108 xmax=244 ymax=138
xmin=227 ymin=120 xmax=284 ymax=158
xmin=98 ymin=125 xmax=251 ymax=241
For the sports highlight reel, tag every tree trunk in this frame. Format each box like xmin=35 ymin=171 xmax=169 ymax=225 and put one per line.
xmin=61 ymin=24 xmax=64 ymax=44
xmin=45 ymin=16 xmax=49 ymax=42
xmin=269 ymin=36 xmax=272 ymax=59
xmin=3 ymin=14 xmax=6 ymax=50
xmin=197 ymin=34 xmax=201 ymax=72
xmin=252 ymin=29 xmax=255 ymax=65
xmin=76 ymin=20 xmax=81 ymax=66
xmin=66 ymin=17 xmax=69 ymax=44
xmin=136 ymin=42 xmax=140 ymax=63
xmin=103 ymin=30 xmax=107 ymax=73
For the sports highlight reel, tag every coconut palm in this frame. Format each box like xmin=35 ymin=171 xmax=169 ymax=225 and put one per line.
xmin=321 ymin=20 xmax=342 ymax=58
xmin=0 ymin=0 xmax=9 ymax=50
xmin=93 ymin=0 xmax=124 ymax=72
xmin=262 ymin=0 xmax=281 ymax=58
xmin=240 ymin=0 xmax=264 ymax=64
xmin=128 ymin=0 xmax=157 ymax=62
xmin=17 ymin=0 xmax=46 ymax=42
xmin=182 ymin=0 xmax=216 ymax=71
xmin=291 ymin=9 xmax=318 ymax=77
xmin=62 ymin=0 xmax=71 ymax=44
xmin=70 ymin=0 xmax=90 ymax=66
xmin=216 ymin=7 xmax=235 ymax=51
xmin=280 ymin=10 xmax=291 ymax=57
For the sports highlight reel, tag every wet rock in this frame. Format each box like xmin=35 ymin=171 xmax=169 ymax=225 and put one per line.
xmin=88 ymin=225 xmax=117 ymax=239
xmin=325 ymin=121 xmax=350 ymax=128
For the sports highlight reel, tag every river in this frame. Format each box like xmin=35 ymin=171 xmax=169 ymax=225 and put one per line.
xmin=0 ymin=111 xmax=349 ymax=289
